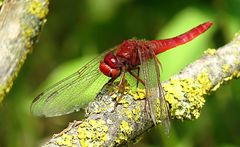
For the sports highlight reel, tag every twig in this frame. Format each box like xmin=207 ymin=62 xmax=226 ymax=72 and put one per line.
xmin=44 ymin=33 xmax=240 ymax=146
xmin=0 ymin=0 xmax=49 ymax=102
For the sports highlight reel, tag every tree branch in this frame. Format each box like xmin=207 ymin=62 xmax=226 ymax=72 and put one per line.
xmin=44 ymin=33 xmax=240 ymax=146
xmin=0 ymin=0 xmax=49 ymax=102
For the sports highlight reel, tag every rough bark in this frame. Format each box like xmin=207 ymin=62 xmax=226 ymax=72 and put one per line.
xmin=0 ymin=0 xmax=49 ymax=102
xmin=44 ymin=33 xmax=240 ymax=146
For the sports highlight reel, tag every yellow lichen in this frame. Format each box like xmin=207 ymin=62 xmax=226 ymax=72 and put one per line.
xmin=28 ymin=0 xmax=49 ymax=20
xmin=89 ymin=119 xmax=97 ymax=126
xmin=212 ymin=69 xmax=240 ymax=92
xmin=55 ymin=134 xmax=74 ymax=147
xmin=124 ymin=108 xmax=133 ymax=119
xmin=56 ymin=139 xmax=65 ymax=146
xmin=21 ymin=26 xmax=35 ymax=49
xmin=109 ymin=82 xmax=131 ymax=101
xmin=223 ymin=76 xmax=233 ymax=82
xmin=233 ymin=70 xmax=240 ymax=78
xmin=164 ymin=71 xmax=212 ymax=120
xmin=116 ymin=121 xmax=133 ymax=144
xmin=111 ymin=93 xmax=118 ymax=99
xmin=165 ymin=94 xmax=178 ymax=105
xmin=117 ymin=97 xmax=129 ymax=107
xmin=132 ymin=107 xmax=141 ymax=122
xmin=222 ymin=64 xmax=231 ymax=73
xmin=120 ymin=121 xmax=132 ymax=135
xmin=77 ymin=119 xmax=108 ymax=147
xmin=0 ymin=86 xmax=4 ymax=103
xmin=212 ymin=82 xmax=221 ymax=91
xmin=197 ymin=71 xmax=212 ymax=93
xmin=91 ymin=106 xmax=107 ymax=114
xmin=204 ymin=48 xmax=216 ymax=55
xmin=129 ymin=88 xmax=146 ymax=100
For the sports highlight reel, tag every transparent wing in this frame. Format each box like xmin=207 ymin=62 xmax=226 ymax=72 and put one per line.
xmin=138 ymin=47 xmax=170 ymax=133
xmin=31 ymin=51 xmax=113 ymax=117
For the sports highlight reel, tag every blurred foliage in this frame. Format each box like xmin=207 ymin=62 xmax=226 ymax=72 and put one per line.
xmin=0 ymin=0 xmax=240 ymax=146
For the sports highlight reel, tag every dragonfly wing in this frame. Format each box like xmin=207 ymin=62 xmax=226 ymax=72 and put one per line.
xmin=31 ymin=53 xmax=110 ymax=117
xmin=138 ymin=47 xmax=170 ymax=132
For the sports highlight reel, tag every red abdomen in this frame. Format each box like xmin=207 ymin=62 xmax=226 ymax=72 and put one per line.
xmin=151 ymin=21 xmax=213 ymax=55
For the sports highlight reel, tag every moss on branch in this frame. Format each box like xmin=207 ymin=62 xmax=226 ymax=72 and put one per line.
xmin=0 ymin=0 xmax=49 ymax=102
xmin=44 ymin=33 xmax=240 ymax=146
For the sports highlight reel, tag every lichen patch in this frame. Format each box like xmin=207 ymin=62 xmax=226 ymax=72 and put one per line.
xmin=204 ymin=48 xmax=216 ymax=56
xmin=76 ymin=119 xmax=108 ymax=147
xmin=164 ymin=71 xmax=211 ymax=120
xmin=115 ymin=121 xmax=133 ymax=145
xmin=27 ymin=0 xmax=49 ymax=20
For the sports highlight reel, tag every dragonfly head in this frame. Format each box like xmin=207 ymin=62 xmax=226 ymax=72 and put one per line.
xmin=100 ymin=52 xmax=121 ymax=78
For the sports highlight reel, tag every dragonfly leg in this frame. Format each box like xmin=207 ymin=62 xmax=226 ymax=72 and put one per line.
xmin=137 ymin=67 xmax=140 ymax=87
xmin=119 ymin=67 xmax=126 ymax=90
xmin=128 ymin=68 xmax=145 ymax=86
xmin=107 ymin=76 xmax=117 ymax=84
xmin=135 ymin=66 xmax=140 ymax=87
xmin=112 ymin=67 xmax=127 ymax=111
xmin=104 ymin=77 xmax=118 ymax=97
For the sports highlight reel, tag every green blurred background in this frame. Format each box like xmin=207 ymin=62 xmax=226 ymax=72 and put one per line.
xmin=1 ymin=0 xmax=240 ymax=146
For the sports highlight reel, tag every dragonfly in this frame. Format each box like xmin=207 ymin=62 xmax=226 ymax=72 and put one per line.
xmin=31 ymin=21 xmax=213 ymax=129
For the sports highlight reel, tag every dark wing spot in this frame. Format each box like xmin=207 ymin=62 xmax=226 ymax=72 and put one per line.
xmin=33 ymin=92 xmax=44 ymax=103
xmin=46 ymin=91 xmax=59 ymax=102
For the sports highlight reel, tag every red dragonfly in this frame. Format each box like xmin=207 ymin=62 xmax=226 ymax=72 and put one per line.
xmin=31 ymin=21 xmax=212 ymax=128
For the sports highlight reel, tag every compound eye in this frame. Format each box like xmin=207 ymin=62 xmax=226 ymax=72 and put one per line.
xmin=99 ymin=62 xmax=120 ymax=78
xmin=110 ymin=58 xmax=118 ymax=66
xmin=111 ymin=68 xmax=120 ymax=79
xmin=99 ymin=62 xmax=112 ymax=77
xmin=104 ymin=53 xmax=119 ymax=68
